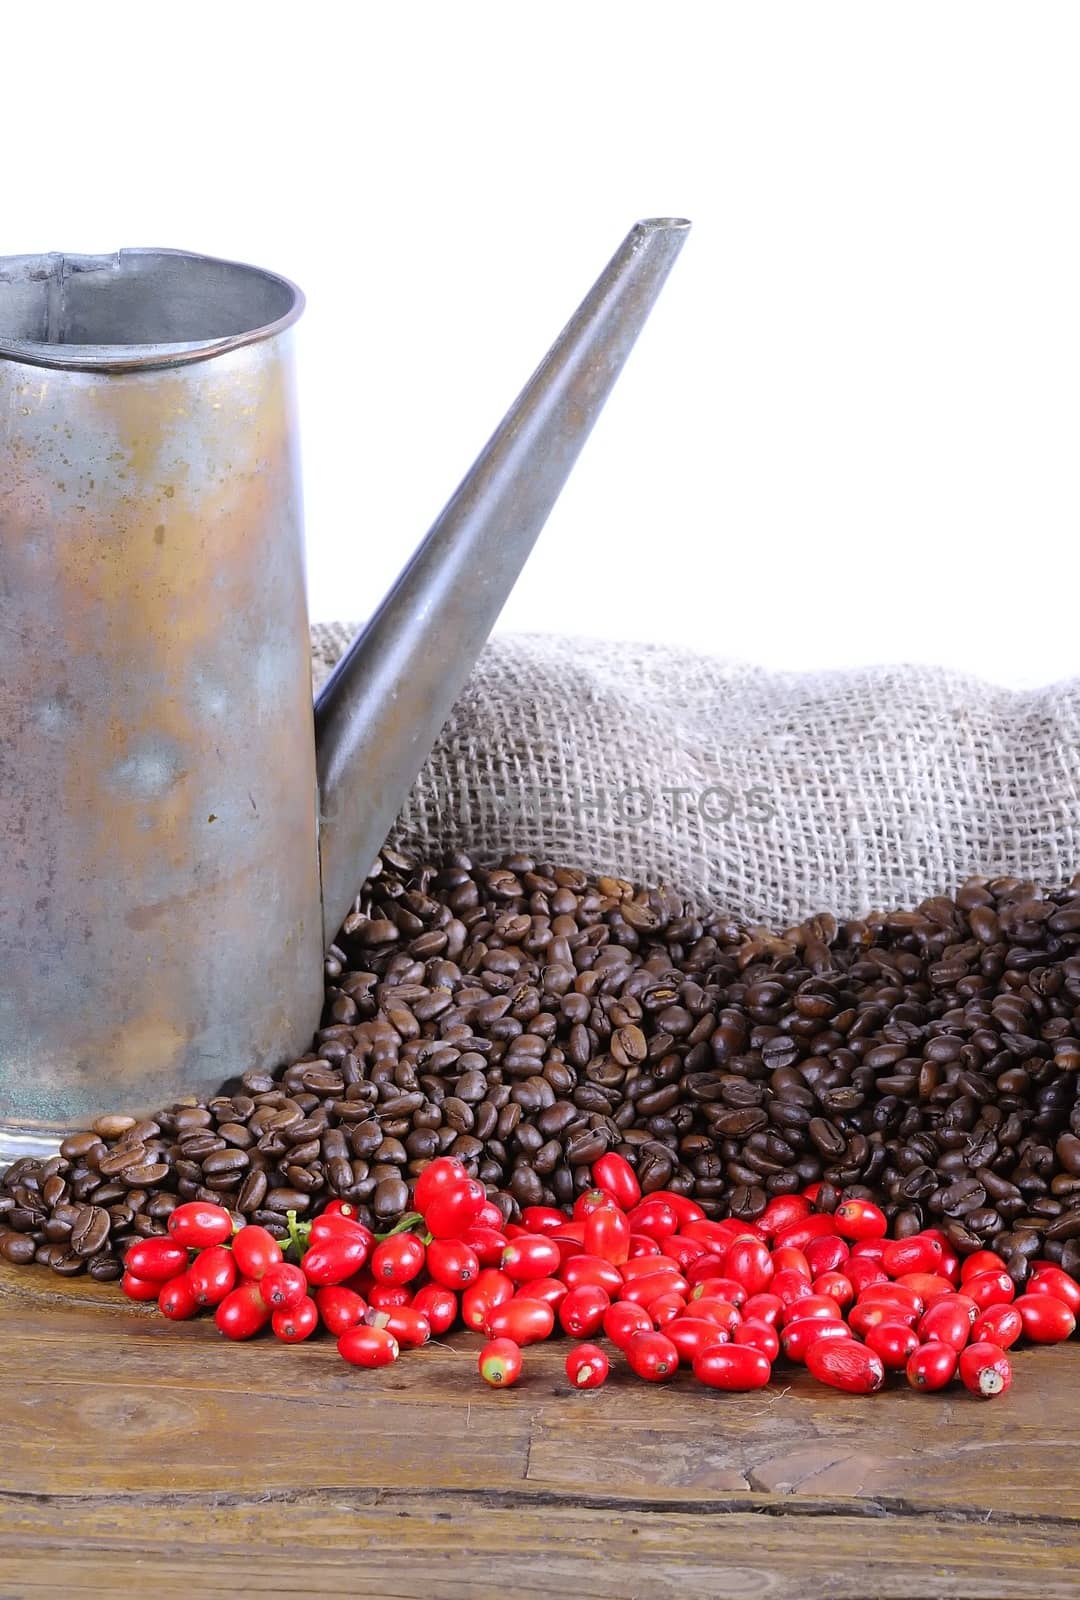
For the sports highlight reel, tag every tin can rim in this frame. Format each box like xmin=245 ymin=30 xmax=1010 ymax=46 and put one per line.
xmin=0 ymin=247 xmax=304 ymax=373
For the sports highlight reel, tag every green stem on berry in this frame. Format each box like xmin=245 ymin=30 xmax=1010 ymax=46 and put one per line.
xmin=374 ymin=1211 xmax=424 ymax=1241
xmin=284 ymin=1209 xmax=311 ymax=1260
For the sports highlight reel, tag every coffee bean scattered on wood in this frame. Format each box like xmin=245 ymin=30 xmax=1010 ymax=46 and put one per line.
xmin=2 ymin=851 xmax=1078 ymax=1287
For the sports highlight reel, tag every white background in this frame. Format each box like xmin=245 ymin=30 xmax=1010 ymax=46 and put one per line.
xmin=5 ymin=1 xmax=1079 ymax=687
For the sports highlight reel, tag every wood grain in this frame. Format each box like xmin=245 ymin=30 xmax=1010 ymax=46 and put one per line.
xmin=4 ymin=1500 xmax=1079 ymax=1600
xmin=1 ymin=1259 xmax=1077 ymax=1599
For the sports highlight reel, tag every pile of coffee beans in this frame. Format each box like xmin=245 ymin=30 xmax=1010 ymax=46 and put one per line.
xmin=2 ymin=850 xmax=1078 ymax=1287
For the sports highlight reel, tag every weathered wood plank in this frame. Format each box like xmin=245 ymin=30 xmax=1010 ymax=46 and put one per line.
xmin=1 ymin=1276 xmax=1074 ymax=1516
xmin=523 ymin=1348 xmax=1079 ymax=1514
xmin=2 ymin=1497 xmax=1078 ymax=1600
xmin=2 ymin=1259 xmax=1078 ymax=1600
xmin=4 ymin=1362 xmax=1070 ymax=1514
xmin=1 ymin=1370 xmax=531 ymax=1494
xmin=0 ymin=1267 xmax=137 ymax=1311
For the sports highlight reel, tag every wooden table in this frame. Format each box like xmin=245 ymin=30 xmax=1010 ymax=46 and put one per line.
xmin=2 ymin=1261 xmax=1077 ymax=1600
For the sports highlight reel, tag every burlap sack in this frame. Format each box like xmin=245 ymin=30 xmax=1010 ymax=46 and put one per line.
xmin=311 ymin=625 xmax=1080 ymax=926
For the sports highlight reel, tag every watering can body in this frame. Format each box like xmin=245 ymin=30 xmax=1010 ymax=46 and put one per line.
xmin=0 ymin=223 xmax=689 ymax=1162
xmin=0 ymin=254 xmax=324 ymax=1155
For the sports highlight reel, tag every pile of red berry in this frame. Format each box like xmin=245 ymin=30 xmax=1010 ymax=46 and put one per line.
xmin=122 ymin=1153 xmax=1078 ymax=1399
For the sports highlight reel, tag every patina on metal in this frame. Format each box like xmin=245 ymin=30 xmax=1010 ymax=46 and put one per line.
xmin=0 ymin=222 xmax=690 ymax=1162
xmin=0 ymin=250 xmax=322 ymax=1162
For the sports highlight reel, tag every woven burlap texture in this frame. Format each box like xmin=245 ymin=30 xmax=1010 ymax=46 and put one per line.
xmin=311 ymin=625 xmax=1080 ymax=926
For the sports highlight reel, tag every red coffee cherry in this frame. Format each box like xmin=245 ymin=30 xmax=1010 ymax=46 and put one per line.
xmin=478 ymin=1338 xmax=523 ymax=1387
xmin=565 ymin=1343 xmax=610 ymax=1389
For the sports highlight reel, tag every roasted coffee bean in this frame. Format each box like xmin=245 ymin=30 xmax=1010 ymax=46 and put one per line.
xmin=97 ymin=1144 xmax=147 ymax=1178
xmin=1045 ymin=1209 xmax=1080 ymax=1243
xmin=179 ymin=1131 xmax=227 ymax=1160
xmin=509 ymin=1165 xmax=544 ymax=1207
xmin=283 ymin=1164 xmax=320 ymax=1193
xmin=283 ymin=1138 xmax=321 ymax=1166
xmin=4 ymin=857 xmax=1079 ymax=1267
xmin=456 ymin=1070 xmax=488 ymax=1103
xmin=0 ymin=1232 xmax=36 ymax=1264
xmin=809 ymin=1118 xmax=846 ymax=1158
xmin=170 ymin=1107 xmax=212 ymax=1135
xmin=216 ymin=1126 xmax=256 ymax=1152
xmin=761 ymin=1036 xmax=801 ymax=1071
xmin=92 ymin=1114 xmax=138 ymax=1140
xmin=939 ymin=1177 xmax=987 ymax=1217
xmin=712 ymin=1108 xmax=768 ymax=1137
xmin=729 ymin=1182 xmax=768 ymax=1219
xmin=121 ymin=1162 xmax=170 ymax=1187
xmin=87 ymin=1253 xmax=124 ymax=1281
xmin=69 ymin=1204 xmax=111 ymax=1257
xmin=534 ymin=1139 xmax=562 ymax=1176
xmin=965 ymin=1207 xmax=1003 ymax=1236
xmin=237 ymin=1169 xmax=269 ymax=1213
xmin=565 ymin=1127 xmax=609 ymax=1166
xmin=373 ymin=1176 xmax=409 ymax=1218
xmin=637 ymin=1084 xmax=682 ymax=1116
xmin=8 ymin=1202 xmax=45 ymax=1230
xmin=124 ymin=1121 xmax=161 ymax=1145
xmin=264 ymin=1188 xmax=310 ymax=1214
xmin=325 ymin=1155 xmax=354 ymax=1193
xmin=536 ymin=1101 xmax=579 ymax=1139
xmin=637 ymin=1146 xmax=674 ymax=1192
xmin=242 ymin=1071 xmax=276 ymax=1094
xmin=321 ymin=1128 xmax=349 ymax=1161
xmin=1057 ymin=1133 xmax=1080 ymax=1176
xmin=611 ymin=1024 xmax=648 ymax=1065
xmin=50 ymin=1248 xmax=88 ymax=1276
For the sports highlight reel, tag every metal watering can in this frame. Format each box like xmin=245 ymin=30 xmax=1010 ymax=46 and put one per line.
xmin=0 ymin=219 xmax=689 ymax=1163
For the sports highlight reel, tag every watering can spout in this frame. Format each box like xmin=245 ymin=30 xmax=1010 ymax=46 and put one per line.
xmin=313 ymin=217 xmax=691 ymax=943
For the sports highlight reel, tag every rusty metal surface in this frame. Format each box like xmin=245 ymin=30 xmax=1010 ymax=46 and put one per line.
xmin=0 ymin=225 xmax=691 ymax=1157
xmin=0 ymin=256 xmax=324 ymax=1148
xmin=0 ymin=249 xmax=302 ymax=372
xmin=315 ymin=217 xmax=691 ymax=943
